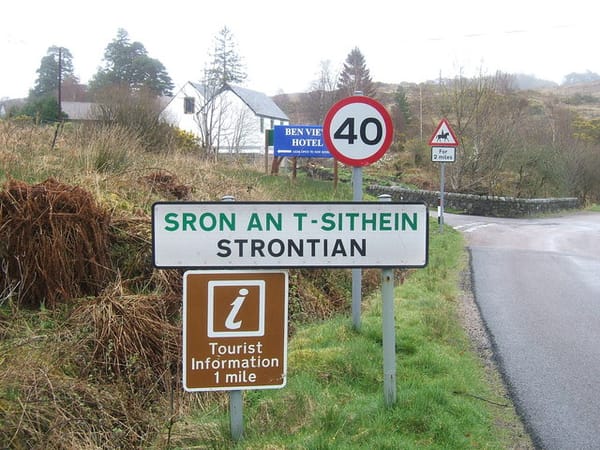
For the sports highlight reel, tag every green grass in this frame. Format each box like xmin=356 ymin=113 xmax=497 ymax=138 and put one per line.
xmin=168 ymin=221 xmax=526 ymax=449
xmin=226 ymin=168 xmax=356 ymax=202
xmin=587 ymin=203 xmax=600 ymax=212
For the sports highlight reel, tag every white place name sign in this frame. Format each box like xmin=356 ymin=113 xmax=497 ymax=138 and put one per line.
xmin=152 ymin=202 xmax=428 ymax=268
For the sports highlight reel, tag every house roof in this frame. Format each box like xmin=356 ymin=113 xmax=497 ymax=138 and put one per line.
xmin=225 ymin=84 xmax=289 ymax=121
xmin=172 ymin=82 xmax=289 ymax=122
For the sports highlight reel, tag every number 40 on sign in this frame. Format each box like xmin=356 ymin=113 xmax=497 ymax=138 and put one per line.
xmin=323 ymin=96 xmax=393 ymax=167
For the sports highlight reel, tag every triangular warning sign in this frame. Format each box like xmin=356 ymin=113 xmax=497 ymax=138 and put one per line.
xmin=428 ymin=118 xmax=459 ymax=147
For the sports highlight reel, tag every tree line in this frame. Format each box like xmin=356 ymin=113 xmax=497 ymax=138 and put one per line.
xmin=12 ymin=29 xmax=174 ymax=124
xmin=8 ymin=27 xmax=374 ymax=125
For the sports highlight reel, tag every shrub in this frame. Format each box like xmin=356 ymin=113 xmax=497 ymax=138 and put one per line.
xmin=0 ymin=178 xmax=113 ymax=307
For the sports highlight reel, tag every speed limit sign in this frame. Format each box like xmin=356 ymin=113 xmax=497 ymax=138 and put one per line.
xmin=323 ymin=96 xmax=393 ymax=166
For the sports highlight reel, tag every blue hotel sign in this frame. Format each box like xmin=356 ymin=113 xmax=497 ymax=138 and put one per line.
xmin=273 ymin=125 xmax=332 ymax=158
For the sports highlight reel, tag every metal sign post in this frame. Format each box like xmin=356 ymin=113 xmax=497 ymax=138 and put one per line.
xmin=352 ymin=167 xmax=363 ymax=330
xmin=428 ymin=119 xmax=459 ymax=233
xmin=221 ymin=196 xmax=243 ymax=442
xmin=379 ymin=194 xmax=397 ymax=406
xmin=323 ymin=94 xmax=394 ymax=330
xmin=222 ymin=195 xmax=243 ymax=441
xmin=439 ymin=162 xmax=445 ymax=232
xmin=230 ymin=390 xmax=243 ymax=441
xmin=182 ymin=269 xmax=288 ymax=441
xmin=177 ymin=194 xmax=289 ymax=443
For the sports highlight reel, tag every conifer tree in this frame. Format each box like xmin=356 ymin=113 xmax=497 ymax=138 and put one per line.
xmin=337 ymin=47 xmax=375 ymax=98
xmin=196 ymin=27 xmax=248 ymax=156
xmin=31 ymin=46 xmax=74 ymax=98
xmin=205 ymin=26 xmax=247 ymax=88
xmin=90 ymin=29 xmax=174 ymax=96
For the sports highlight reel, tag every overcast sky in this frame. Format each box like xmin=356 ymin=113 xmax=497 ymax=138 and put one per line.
xmin=1 ymin=0 xmax=596 ymax=99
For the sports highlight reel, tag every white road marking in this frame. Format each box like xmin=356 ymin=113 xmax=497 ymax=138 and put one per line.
xmin=453 ymin=222 xmax=494 ymax=233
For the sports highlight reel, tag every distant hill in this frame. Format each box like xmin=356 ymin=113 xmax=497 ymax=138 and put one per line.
xmin=512 ymin=74 xmax=558 ymax=90
xmin=272 ymin=74 xmax=600 ymax=125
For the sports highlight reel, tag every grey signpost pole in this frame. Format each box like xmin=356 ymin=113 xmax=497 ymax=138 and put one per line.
xmin=439 ymin=162 xmax=445 ymax=233
xmin=429 ymin=119 xmax=458 ymax=234
xmin=379 ymin=194 xmax=397 ymax=406
xmin=323 ymin=91 xmax=393 ymax=333
xmin=351 ymin=90 xmax=363 ymax=331
xmin=221 ymin=195 xmax=244 ymax=442
xmin=352 ymin=166 xmax=363 ymax=330
xmin=229 ymin=390 xmax=243 ymax=442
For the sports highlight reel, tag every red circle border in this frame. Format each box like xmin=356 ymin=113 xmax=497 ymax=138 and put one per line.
xmin=323 ymin=96 xmax=394 ymax=167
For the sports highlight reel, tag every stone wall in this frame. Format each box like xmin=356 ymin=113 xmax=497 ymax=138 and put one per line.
xmin=366 ymin=185 xmax=580 ymax=218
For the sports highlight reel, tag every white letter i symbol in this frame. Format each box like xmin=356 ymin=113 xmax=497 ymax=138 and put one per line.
xmin=225 ymin=288 xmax=249 ymax=330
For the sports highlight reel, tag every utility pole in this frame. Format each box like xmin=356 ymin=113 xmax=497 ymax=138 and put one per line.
xmin=51 ymin=47 xmax=63 ymax=151
xmin=419 ymin=84 xmax=423 ymax=142
xmin=57 ymin=47 xmax=62 ymax=118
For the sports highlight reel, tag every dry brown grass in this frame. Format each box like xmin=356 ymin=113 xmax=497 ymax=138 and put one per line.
xmin=140 ymin=170 xmax=192 ymax=200
xmin=0 ymin=290 xmax=187 ymax=449
xmin=1 ymin=365 xmax=157 ymax=449
xmin=0 ymin=178 xmax=113 ymax=308
xmin=68 ymin=290 xmax=181 ymax=392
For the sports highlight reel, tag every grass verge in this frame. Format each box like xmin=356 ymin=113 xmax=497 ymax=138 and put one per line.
xmin=166 ymin=221 xmax=531 ymax=449
xmin=587 ymin=203 xmax=600 ymax=212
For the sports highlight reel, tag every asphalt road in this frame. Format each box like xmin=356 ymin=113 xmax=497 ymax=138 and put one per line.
xmin=444 ymin=211 xmax=600 ymax=450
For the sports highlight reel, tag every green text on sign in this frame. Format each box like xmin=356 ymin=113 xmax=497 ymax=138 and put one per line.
xmin=152 ymin=202 xmax=428 ymax=269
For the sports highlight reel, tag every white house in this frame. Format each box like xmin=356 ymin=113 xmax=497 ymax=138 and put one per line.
xmin=0 ymin=98 xmax=26 ymax=118
xmin=162 ymin=82 xmax=289 ymax=153
xmin=61 ymin=101 xmax=96 ymax=121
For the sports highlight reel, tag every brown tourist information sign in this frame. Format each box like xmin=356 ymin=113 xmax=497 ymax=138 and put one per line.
xmin=182 ymin=270 xmax=288 ymax=392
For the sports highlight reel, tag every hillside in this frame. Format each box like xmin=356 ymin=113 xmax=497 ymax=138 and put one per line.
xmin=273 ymin=75 xmax=600 ymax=202
xmin=550 ymin=80 xmax=600 ymax=118
xmin=275 ymin=78 xmax=600 ymax=124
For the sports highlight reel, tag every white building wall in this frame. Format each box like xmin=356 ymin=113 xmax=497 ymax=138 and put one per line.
xmin=162 ymin=83 xmax=289 ymax=154
xmin=161 ymin=82 xmax=204 ymax=137
xmin=217 ymin=90 xmax=263 ymax=153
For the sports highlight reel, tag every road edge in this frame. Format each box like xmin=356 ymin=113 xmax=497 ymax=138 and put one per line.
xmin=458 ymin=248 xmax=536 ymax=449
